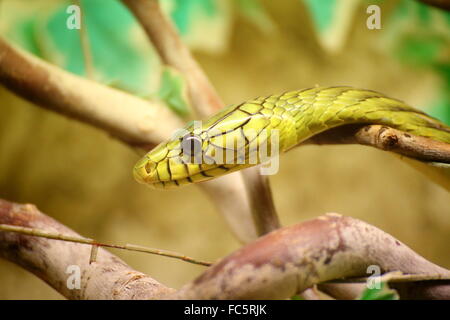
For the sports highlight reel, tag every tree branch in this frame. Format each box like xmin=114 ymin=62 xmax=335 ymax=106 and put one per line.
xmin=0 ymin=199 xmax=175 ymax=299
xmin=2 ymin=199 xmax=449 ymax=300
xmin=174 ymin=214 xmax=450 ymax=299
xmin=241 ymin=166 xmax=280 ymax=235
xmin=0 ymin=37 xmax=182 ymax=149
xmin=304 ymin=124 xmax=450 ymax=163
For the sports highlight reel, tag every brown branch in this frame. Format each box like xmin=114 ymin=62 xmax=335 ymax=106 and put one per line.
xmin=74 ymin=0 xmax=95 ymax=80
xmin=417 ymin=0 xmax=450 ymax=11
xmin=0 ymin=37 xmax=183 ymax=149
xmin=0 ymin=199 xmax=175 ymax=299
xmin=304 ymin=124 xmax=450 ymax=164
xmin=241 ymin=166 xmax=280 ymax=235
xmin=173 ymin=214 xmax=450 ymax=299
xmin=2 ymin=199 xmax=449 ymax=300
xmin=300 ymin=287 xmax=335 ymax=300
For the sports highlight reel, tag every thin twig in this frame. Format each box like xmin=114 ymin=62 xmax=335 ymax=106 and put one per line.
xmin=326 ymin=272 xmax=450 ymax=284
xmin=0 ymin=223 xmax=212 ymax=266
xmin=241 ymin=166 xmax=280 ymax=235
xmin=74 ymin=0 xmax=95 ymax=80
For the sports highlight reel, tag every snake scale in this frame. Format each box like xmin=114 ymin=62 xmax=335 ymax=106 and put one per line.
xmin=134 ymin=86 xmax=450 ymax=189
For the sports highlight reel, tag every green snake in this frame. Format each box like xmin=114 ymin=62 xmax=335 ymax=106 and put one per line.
xmin=134 ymin=86 xmax=450 ymax=189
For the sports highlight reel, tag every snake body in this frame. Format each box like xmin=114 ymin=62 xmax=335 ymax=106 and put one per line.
xmin=134 ymin=86 xmax=450 ymax=189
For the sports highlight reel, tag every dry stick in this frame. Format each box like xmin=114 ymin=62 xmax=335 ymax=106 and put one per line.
xmin=122 ymin=0 xmax=280 ymax=237
xmin=0 ymin=199 xmax=175 ymax=300
xmin=300 ymin=287 xmax=335 ymax=300
xmin=74 ymin=0 xmax=95 ymax=80
xmin=0 ymin=224 xmax=212 ymax=267
xmin=241 ymin=166 xmax=280 ymax=234
xmin=327 ymin=272 xmax=450 ymax=284
xmin=173 ymin=214 xmax=450 ymax=300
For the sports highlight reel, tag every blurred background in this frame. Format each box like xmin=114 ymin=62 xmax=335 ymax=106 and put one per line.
xmin=0 ymin=0 xmax=449 ymax=299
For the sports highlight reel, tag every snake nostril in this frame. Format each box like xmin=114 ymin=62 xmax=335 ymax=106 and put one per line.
xmin=145 ymin=161 xmax=155 ymax=174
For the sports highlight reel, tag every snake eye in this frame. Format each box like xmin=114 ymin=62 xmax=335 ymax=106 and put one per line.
xmin=182 ymin=134 xmax=203 ymax=157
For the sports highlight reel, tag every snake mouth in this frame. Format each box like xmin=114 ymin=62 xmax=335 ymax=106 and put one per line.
xmin=134 ymin=154 xmax=254 ymax=189
xmin=133 ymin=156 xmax=205 ymax=189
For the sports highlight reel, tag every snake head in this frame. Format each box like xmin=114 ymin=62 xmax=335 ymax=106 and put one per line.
xmin=133 ymin=105 xmax=279 ymax=189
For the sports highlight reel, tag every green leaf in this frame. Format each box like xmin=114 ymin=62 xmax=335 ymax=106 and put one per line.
xmin=4 ymin=0 xmax=231 ymax=102
xmin=4 ymin=0 xmax=159 ymax=97
xmin=234 ymin=0 xmax=276 ymax=33
xmin=303 ymin=0 xmax=336 ymax=33
xmin=43 ymin=0 xmax=157 ymax=95
xmin=358 ymin=282 xmax=399 ymax=300
xmin=156 ymin=67 xmax=191 ymax=116
xmin=169 ymin=0 xmax=218 ymax=36
xmin=301 ymin=0 xmax=359 ymax=53
xmin=163 ymin=0 xmax=232 ymax=53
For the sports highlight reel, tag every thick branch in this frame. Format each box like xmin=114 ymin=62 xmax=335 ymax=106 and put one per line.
xmin=173 ymin=214 xmax=450 ymax=299
xmin=2 ymin=199 xmax=449 ymax=300
xmin=0 ymin=199 xmax=174 ymax=300
xmin=0 ymin=37 xmax=182 ymax=148
xmin=304 ymin=124 xmax=450 ymax=164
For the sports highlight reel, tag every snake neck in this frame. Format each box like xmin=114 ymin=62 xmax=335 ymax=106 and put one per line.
xmin=255 ymin=87 xmax=450 ymax=154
